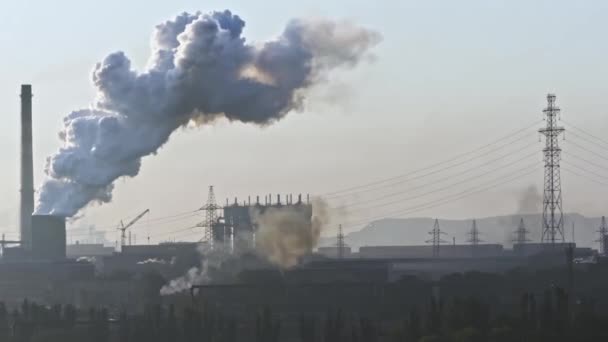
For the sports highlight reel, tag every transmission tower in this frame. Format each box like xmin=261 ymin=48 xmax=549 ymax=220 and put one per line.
xmin=513 ymin=218 xmax=531 ymax=245
xmin=336 ymin=224 xmax=347 ymax=259
xmin=596 ymin=216 xmax=608 ymax=255
xmin=539 ymin=94 xmax=565 ymax=244
xmin=467 ymin=219 xmax=483 ymax=257
xmin=198 ymin=186 xmax=220 ymax=243
xmin=426 ymin=219 xmax=447 ymax=258
xmin=467 ymin=219 xmax=483 ymax=245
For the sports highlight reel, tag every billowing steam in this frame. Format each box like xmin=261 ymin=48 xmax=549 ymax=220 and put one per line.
xmin=35 ymin=10 xmax=381 ymax=216
xmin=253 ymin=198 xmax=329 ymax=268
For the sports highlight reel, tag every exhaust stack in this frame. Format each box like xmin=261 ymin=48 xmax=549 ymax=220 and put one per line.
xmin=20 ymin=85 xmax=34 ymax=249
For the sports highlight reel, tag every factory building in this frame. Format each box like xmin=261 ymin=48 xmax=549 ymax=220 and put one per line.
xmin=67 ymin=243 xmax=115 ymax=259
xmin=213 ymin=194 xmax=313 ymax=251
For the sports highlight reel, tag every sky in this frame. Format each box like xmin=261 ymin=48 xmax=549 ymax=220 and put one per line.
xmin=1 ymin=0 xmax=607 ymax=245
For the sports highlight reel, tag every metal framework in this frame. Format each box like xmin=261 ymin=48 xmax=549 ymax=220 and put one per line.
xmin=513 ymin=218 xmax=531 ymax=245
xmin=467 ymin=219 xmax=482 ymax=244
xmin=199 ymin=186 xmax=220 ymax=243
xmin=467 ymin=219 xmax=483 ymax=257
xmin=336 ymin=224 xmax=347 ymax=259
xmin=426 ymin=219 xmax=446 ymax=258
xmin=539 ymin=94 xmax=565 ymax=244
xmin=118 ymin=209 xmax=150 ymax=248
xmin=597 ymin=216 xmax=608 ymax=255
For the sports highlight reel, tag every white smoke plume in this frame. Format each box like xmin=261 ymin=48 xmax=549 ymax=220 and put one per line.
xmin=160 ymin=243 xmax=232 ymax=295
xmin=34 ymin=10 xmax=381 ymax=216
xmin=137 ymin=258 xmax=168 ymax=265
xmin=253 ymin=198 xmax=329 ymax=268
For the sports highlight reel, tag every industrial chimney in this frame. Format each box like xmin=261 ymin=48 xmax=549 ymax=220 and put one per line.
xmin=20 ymin=85 xmax=34 ymax=249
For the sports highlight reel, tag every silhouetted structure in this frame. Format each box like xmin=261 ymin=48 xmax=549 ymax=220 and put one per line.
xmin=466 ymin=219 xmax=482 ymax=256
xmin=336 ymin=224 xmax=347 ymax=259
xmin=426 ymin=219 xmax=447 ymax=258
xmin=20 ymin=85 xmax=34 ymax=250
xmin=514 ymin=218 xmax=531 ymax=249
xmin=597 ymin=216 xmax=608 ymax=255
xmin=198 ymin=185 xmax=220 ymax=243
xmin=540 ymin=94 xmax=565 ymax=244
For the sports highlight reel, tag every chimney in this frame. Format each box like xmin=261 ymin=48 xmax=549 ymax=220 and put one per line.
xmin=20 ymin=85 xmax=34 ymax=250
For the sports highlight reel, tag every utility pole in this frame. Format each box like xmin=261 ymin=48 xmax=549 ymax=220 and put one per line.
xmin=539 ymin=94 xmax=565 ymax=244
xmin=467 ymin=219 xmax=483 ymax=257
xmin=336 ymin=224 xmax=346 ymax=259
xmin=596 ymin=216 xmax=608 ymax=255
xmin=198 ymin=186 xmax=220 ymax=244
xmin=513 ymin=218 xmax=531 ymax=246
xmin=426 ymin=219 xmax=447 ymax=258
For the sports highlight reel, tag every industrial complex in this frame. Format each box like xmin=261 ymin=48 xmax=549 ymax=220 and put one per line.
xmin=0 ymin=85 xmax=606 ymax=316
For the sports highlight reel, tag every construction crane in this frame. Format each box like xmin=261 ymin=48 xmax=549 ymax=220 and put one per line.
xmin=118 ymin=209 xmax=150 ymax=248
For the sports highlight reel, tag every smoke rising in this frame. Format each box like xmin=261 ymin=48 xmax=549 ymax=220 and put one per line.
xmin=517 ymin=185 xmax=542 ymax=214
xmin=160 ymin=199 xmax=331 ymax=295
xmin=253 ymin=197 xmax=329 ymax=268
xmin=35 ymin=10 xmax=381 ymax=216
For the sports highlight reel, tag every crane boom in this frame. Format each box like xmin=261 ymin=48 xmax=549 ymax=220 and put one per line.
xmin=123 ymin=209 xmax=150 ymax=229
xmin=118 ymin=209 xmax=150 ymax=249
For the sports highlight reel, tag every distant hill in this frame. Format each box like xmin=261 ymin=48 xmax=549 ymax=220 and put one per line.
xmin=319 ymin=213 xmax=603 ymax=251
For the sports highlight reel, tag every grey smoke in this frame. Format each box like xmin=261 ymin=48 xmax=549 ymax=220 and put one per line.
xmin=35 ymin=10 xmax=381 ymax=216
xmin=517 ymin=185 xmax=542 ymax=214
xmin=253 ymin=197 xmax=330 ymax=268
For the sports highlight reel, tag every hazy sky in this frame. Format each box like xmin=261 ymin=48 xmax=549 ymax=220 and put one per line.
xmin=1 ymin=0 xmax=607 ymax=245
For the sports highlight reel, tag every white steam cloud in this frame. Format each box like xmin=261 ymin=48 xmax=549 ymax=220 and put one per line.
xmin=35 ymin=10 xmax=381 ymax=216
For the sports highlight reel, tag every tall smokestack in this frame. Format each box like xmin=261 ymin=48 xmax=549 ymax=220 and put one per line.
xmin=20 ymin=84 xmax=34 ymax=249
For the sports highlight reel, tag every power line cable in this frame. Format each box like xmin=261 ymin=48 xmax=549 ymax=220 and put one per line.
xmin=341 ymin=165 xmax=540 ymax=228
xmin=562 ymin=119 xmax=608 ymax=148
xmin=335 ymin=146 xmax=539 ymax=211
xmin=562 ymin=151 xmax=608 ymax=173
xmin=322 ymin=120 xmax=542 ymax=198
xmin=562 ymin=160 xmax=608 ymax=181
xmin=563 ymin=167 xmax=608 ymax=187
xmin=564 ymin=138 xmax=608 ymax=164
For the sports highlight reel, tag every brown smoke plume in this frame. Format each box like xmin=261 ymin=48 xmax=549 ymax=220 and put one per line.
xmin=252 ymin=197 xmax=329 ymax=268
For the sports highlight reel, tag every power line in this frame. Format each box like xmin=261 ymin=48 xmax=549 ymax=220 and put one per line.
xmin=322 ymin=120 xmax=542 ymax=198
xmin=335 ymin=147 xmax=539 ymax=212
xmin=562 ymin=160 xmax=608 ymax=181
xmin=341 ymin=158 xmax=539 ymax=215
xmin=565 ymin=130 xmax=608 ymax=153
xmin=563 ymin=151 xmax=608 ymax=173
xmin=564 ymin=138 xmax=608 ymax=164
xmin=341 ymin=165 xmax=540 ymax=229
xmin=562 ymin=167 xmax=608 ymax=187
xmin=562 ymin=119 xmax=608 ymax=149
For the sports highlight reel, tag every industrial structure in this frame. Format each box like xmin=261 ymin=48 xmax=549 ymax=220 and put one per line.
xmin=1 ymin=86 xmax=607 ymax=313
xmin=513 ymin=218 xmax=531 ymax=246
xmin=203 ymin=192 xmax=314 ymax=251
xmin=540 ymin=94 xmax=566 ymax=244
xmin=426 ymin=219 xmax=447 ymax=257
xmin=466 ymin=219 xmax=482 ymax=257
xmin=20 ymin=84 xmax=34 ymax=250
xmin=597 ymin=216 xmax=608 ymax=255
